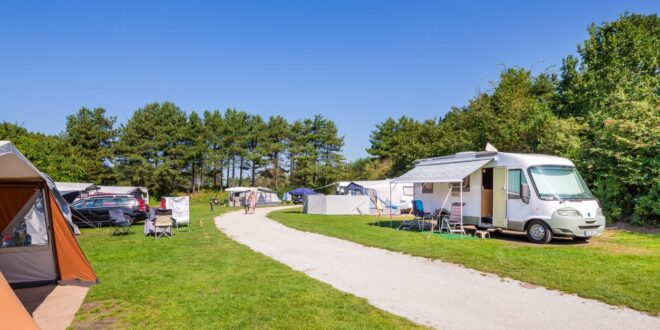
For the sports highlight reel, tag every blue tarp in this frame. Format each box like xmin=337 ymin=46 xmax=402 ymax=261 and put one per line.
xmin=288 ymin=187 xmax=316 ymax=196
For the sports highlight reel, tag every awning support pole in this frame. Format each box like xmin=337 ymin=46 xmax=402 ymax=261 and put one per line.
xmin=460 ymin=180 xmax=464 ymax=238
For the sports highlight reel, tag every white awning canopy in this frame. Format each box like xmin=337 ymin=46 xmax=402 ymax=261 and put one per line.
xmin=392 ymin=158 xmax=493 ymax=183
xmin=55 ymin=182 xmax=98 ymax=194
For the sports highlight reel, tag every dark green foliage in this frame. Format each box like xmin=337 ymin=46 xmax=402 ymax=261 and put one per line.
xmin=363 ymin=14 xmax=659 ymax=225
xmin=562 ymin=13 xmax=660 ymax=225
xmin=64 ymin=107 xmax=118 ymax=184
xmin=114 ymin=102 xmax=190 ymax=197
xmin=0 ymin=122 xmax=86 ymax=181
xmin=288 ymin=115 xmax=344 ymax=189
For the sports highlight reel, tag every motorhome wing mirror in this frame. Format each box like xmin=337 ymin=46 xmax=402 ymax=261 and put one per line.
xmin=521 ymin=183 xmax=530 ymax=204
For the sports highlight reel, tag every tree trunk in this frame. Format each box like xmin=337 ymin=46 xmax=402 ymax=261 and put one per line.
xmin=251 ymin=161 xmax=256 ymax=187
xmin=231 ymin=156 xmax=235 ymax=182
xmin=289 ymin=154 xmax=295 ymax=186
xmin=274 ymin=152 xmax=279 ymax=189
xmin=191 ymin=164 xmax=196 ymax=193
xmin=225 ymin=159 xmax=230 ymax=188
xmin=239 ymin=156 xmax=244 ymax=187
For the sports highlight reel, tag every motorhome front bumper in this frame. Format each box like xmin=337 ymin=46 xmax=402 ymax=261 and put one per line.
xmin=548 ymin=214 xmax=606 ymax=237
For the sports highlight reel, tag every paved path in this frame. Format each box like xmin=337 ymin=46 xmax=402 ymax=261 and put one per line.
xmin=15 ymin=284 xmax=89 ymax=330
xmin=216 ymin=207 xmax=660 ymax=330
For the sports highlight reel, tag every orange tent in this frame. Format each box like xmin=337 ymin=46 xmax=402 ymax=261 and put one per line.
xmin=0 ymin=271 xmax=39 ymax=330
xmin=0 ymin=141 xmax=97 ymax=287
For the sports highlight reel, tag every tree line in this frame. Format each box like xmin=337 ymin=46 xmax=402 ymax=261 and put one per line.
xmin=1 ymin=13 xmax=656 ymax=225
xmin=355 ymin=14 xmax=658 ymax=226
xmin=1 ymin=105 xmax=344 ymax=197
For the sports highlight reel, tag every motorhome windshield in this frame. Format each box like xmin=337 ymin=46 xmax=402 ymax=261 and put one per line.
xmin=529 ymin=166 xmax=594 ymax=200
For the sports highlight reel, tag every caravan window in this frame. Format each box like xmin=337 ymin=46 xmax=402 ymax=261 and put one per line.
xmin=402 ymin=186 xmax=413 ymax=196
xmin=508 ymin=169 xmax=529 ymax=199
xmin=421 ymin=183 xmax=433 ymax=194
xmin=451 ymin=177 xmax=470 ymax=196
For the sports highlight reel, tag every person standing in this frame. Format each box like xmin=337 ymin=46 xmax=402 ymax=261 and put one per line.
xmin=248 ymin=190 xmax=257 ymax=214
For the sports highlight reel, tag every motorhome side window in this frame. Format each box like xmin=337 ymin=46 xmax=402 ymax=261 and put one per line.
xmin=421 ymin=183 xmax=433 ymax=194
xmin=508 ymin=169 xmax=529 ymax=199
xmin=451 ymin=176 xmax=469 ymax=196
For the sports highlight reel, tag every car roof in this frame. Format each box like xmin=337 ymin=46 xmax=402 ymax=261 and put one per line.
xmin=81 ymin=194 xmax=136 ymax=199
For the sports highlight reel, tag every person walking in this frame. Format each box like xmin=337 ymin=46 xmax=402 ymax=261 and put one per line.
xmin=242 ymin=194 xmax=249 ymax=214
xmin=248 ymin=190 xmax=257 ymax=214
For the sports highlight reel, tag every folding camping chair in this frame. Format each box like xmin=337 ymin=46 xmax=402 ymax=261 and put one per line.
xmin=110 ymin=209 xmax=131 ymax=236
xmin=154 ymin=209 xmax=173 ymax=239
xmin=398 ymin=200 xmax=433 ymax=230
xmin=439 ymin=202 xmax=467 ymax=236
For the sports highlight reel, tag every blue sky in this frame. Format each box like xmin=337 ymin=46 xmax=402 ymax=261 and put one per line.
xmin=0 ymin=1 xmax=657 ymax=160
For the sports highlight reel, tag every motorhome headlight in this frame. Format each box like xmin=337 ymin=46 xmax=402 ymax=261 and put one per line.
xmin=596 ymin=208 xmax=603 ymax=216
xmin=557 ymin=208 xmax=581 ymax=217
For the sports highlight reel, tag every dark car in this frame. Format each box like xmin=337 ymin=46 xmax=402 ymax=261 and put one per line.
xmin=70 ymin=194 xmax=148 ymax=227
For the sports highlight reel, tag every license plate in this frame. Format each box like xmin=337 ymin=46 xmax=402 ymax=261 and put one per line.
xmin=584 ymin=230 xmax=598 ymax=237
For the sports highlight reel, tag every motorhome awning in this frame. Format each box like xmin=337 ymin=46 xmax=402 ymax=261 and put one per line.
xmin=392 ymin=158 xmax=493 ymax=183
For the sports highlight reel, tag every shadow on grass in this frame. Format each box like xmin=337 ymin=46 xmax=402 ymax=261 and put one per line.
xmin=368 ymin=220 xmax=586 ymax=246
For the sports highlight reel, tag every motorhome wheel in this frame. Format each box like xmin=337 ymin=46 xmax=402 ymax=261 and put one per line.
xmin=526 ymin=220 xmax=553 ymax=244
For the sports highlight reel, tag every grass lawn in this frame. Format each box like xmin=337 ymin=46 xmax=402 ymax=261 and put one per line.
xmin=71 ymin=202 xmax=422 ymax=329
xmin=269 ymin=209 xmax=660 ymax=315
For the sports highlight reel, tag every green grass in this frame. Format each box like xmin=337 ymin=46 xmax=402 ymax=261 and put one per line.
xmin=71 ymin=202 xmax=422 ymax=329
xmin=269 ymin=209 xmax=660 ymax=315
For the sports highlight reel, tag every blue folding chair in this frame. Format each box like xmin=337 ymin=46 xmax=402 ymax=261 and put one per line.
xmin=398 ymin=200 xmax=433 ymax=230
xmin=110 ymin=209 xmax=131 ymax=236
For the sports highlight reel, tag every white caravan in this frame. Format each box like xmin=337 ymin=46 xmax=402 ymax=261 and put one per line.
xmin=393 ymin=151 xmax=605 ymax=243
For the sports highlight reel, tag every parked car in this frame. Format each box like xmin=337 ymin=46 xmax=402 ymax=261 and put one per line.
xmin=70 ymin=194 xmax=148 ymax=227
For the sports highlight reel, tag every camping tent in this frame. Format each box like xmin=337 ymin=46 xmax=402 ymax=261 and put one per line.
xmin=226 ymin=187 xmax=281 ymax=207
xmin=0 ymin=271 xmax=38 ymax=329
xmin=339 ymin=180 xmax=414 ymax=215
xmin=288 ymin=187 xmax=316 ymax=196
xmin=0 ymin=141 xmax=97 ymax=287
xmin=96 ymin=185 xmax=149 ymax=204
xmin=55 ymin=182 xmax=99 ymax=203
xmin=287 ymin=188 xmax=315 ymax=204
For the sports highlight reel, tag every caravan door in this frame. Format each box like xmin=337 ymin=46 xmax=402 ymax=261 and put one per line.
xmin=492 ymin=167 xmax=507 ymax=228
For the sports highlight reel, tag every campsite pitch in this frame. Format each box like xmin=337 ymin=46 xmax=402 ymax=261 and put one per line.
xmin=71 ymin=201 xmax=419 ymax=329
xmin=217 ymin=207 xmax=660 ymax=329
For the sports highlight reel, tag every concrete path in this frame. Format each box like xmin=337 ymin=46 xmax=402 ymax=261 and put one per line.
xmin=15 ymin=284 xmax=89 ymax=330
xmin=216 ymin=207 xmax=660 ymax=330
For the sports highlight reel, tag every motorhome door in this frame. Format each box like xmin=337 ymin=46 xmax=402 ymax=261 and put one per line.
xmin=492 ymin=167 xmax=507 ymax=228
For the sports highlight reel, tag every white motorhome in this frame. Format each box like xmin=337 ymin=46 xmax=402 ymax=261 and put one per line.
xmin=393 ymin=151 xmax=605 ymax=243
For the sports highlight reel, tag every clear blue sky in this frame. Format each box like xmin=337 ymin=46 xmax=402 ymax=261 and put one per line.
xmin=0 ymin=1 xmax=657 ymax=160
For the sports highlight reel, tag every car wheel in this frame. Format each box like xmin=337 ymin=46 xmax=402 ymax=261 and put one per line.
xmin=526 ymin=220 xmax=553 ymax=244
xmin=573 ymin=236 xmax=591 ymax=242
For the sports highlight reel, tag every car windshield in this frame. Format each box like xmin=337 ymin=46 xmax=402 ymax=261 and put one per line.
xmin=529 ymin=166 xmax=595 ymax=200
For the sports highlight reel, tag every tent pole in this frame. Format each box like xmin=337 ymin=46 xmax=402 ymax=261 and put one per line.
xmin=460 ymin=179 xmax=463 ymax=237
